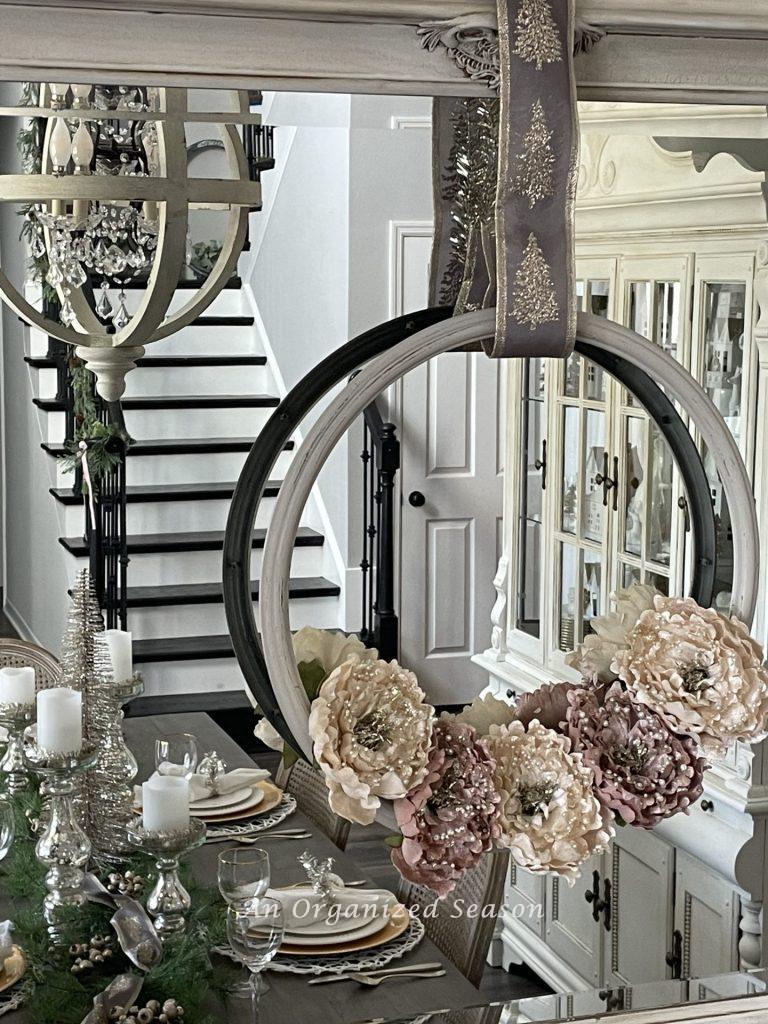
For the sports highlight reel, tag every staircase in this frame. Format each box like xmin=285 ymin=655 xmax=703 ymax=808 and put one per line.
xmin=25 ymin=273 xmax=343 ymax=703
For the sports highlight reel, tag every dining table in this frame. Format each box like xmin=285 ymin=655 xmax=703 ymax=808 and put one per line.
xmin=1 ymin=711 xmax=488 ymax=1024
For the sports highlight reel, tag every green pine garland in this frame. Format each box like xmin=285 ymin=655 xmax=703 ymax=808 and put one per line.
xmin=0 ymin=791 xmax=240 ymax=1024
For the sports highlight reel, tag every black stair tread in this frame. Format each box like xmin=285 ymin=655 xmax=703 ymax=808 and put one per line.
xmin=125 ymin=576 xmax=340 ymax=608
xmin=60 ymin=526 xmax=323 ymax=557
xmin=42 ymin=437 xmax=293 ymax=457
xmin=134 ymin=635 xmax=235 ymax=663
xmin=34 ymin=393 xmax=278 ymax=412
xmin=122 ymin=276 xmax=242 ymax=290
xmin=27 ymin=354 xmax=267 ymax=369
xmin=50 ymin=479 xmax=281 ymax=505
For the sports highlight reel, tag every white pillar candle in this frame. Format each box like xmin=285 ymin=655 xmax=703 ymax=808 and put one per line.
xmin=142 ymin=776 xmax=189 ymax=833
xmin=0 ymin=666 xmax=35 ymax=706
xmin=37 ymin=687 xmax=82 ymax=754
xmin=103 ymin=630 xmax=133 ymax=683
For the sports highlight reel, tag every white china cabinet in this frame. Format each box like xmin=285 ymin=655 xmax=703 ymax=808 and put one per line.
xmin=479 ymin=108 xmax=768 ymax=992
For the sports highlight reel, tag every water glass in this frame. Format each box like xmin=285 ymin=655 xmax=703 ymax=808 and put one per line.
xmin=218 ymin=847 xmax=270 ymax=905
xmin=0 ymin=796 xmax=14 ymax=861
xmin=155 ymin=733 xmax=198 ymax=779
xmin=227 ymin=897 xmax=284 ymax=1000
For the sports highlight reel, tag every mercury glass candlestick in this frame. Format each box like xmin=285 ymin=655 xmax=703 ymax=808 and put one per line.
xmin=23 ymin=741 xmax=98 ymax=940
xmin=127 ymin=817 xmax=206 ymax=938
xmin=0 ymin=701 xmax=36 ymax=794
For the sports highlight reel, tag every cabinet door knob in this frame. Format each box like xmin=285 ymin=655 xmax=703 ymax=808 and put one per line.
xmin=408 ymin=491 xmax=426 ymax=508
xmin=701 ymin=799 xmax=714 ymax=812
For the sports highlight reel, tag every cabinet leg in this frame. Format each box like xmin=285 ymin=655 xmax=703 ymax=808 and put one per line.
xmin=738 ymin=897 xmax=762 ymax=970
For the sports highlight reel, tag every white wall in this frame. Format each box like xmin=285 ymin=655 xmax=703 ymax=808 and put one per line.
xmin=242 ymin=92 xmax=433 ymax=628
xmin=0 ymin=83 xmax=71 ymax=648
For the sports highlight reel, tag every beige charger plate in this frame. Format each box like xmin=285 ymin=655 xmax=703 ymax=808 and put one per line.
xmin=196 ymin=781 xmax=283 ymax=823
xmin=279 ymin=904 xmax=411 ymax=957
xmin=0 ymin=947 xmax=25 ymax=993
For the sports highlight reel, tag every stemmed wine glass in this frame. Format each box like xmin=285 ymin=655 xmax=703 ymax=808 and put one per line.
xmin=154 ymin=733 xmax=198 ymax=779
xmin=218 ymin=847 xmax=271 ymax=905
xmin=227 ymin=897 xmax=284 ymax=1015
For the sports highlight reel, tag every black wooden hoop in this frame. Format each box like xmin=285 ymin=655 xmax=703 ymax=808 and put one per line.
xmin=223 ymin=311 xmax=716 ymax=754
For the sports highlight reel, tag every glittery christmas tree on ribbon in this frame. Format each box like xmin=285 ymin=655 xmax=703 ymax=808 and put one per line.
xmin=511 ymin=232 xmax=559 ymax=330
xmin=513 ymin=0 xmax=563 ymax=70
xmin=514 ymin=99 xmax=555 ymax=208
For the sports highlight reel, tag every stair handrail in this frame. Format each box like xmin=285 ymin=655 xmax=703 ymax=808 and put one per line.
xmin=359 ymin=394 xmax=400 ymax=660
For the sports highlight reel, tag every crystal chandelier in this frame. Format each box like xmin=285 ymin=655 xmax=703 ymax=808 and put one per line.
xmin=0 ymin=82 xmax=264 ymax=400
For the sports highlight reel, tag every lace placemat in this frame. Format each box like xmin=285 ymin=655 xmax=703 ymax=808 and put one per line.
xmin=204 ymin=793 xmax=297 ymax=841
xmin=214 ymin=914 xmax=425 ymax=976
xmin=0 ymin=989 xmax=25 ymax=1017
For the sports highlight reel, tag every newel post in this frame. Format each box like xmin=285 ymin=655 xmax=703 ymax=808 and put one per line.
xmin=751 ymin=242 xmax=768 ymax=649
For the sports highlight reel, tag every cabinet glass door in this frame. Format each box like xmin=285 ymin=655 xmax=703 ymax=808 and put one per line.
xmin=691 ymin=256 xmax=755 ymax=613
xmin=614 ymin=258 xmax=691 ymax=596
xmin=516 ymin=357 xmax=546 ymax=637
xmin=554 ymin=274 xmax=613 ymax=653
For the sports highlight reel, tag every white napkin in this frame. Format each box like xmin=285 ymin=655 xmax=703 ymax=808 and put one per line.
xmin=134 ymin=767 xmax=270 ymax=806
xmin=0 ymin=921 xmax=14 ymax=969
xmin=269 ymin=886 xmax=395 ymax=933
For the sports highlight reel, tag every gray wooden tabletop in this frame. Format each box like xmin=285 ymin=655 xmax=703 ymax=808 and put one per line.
xmin=4 ymin=712 xmax=488 ymax=1024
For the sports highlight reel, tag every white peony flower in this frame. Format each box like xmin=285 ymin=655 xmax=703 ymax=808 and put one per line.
xmin=616 ymin=595 xmax=768 ymax=753
xmin=449 ymin=692 xmax=516 ymax=735
xmin=485 ymin=720 xmax=614 ymax=883
xmin=292 ymin=626 xmax=377 ymax=674
xmin=308 ymin=657 xmax=435 ymax=825
xmin=566 ymin=583 xmax=658 ymax=681
xmin=254 ymin=715 xmax=284 ymax=752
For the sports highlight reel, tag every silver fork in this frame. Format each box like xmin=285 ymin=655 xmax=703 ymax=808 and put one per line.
xmin=350 ymin=969 xmax=446 ymax=987
xmin=308 ymin=962 xmax=444 ymax=985
xmin=235 ymin=830 xmax=312 ymax=843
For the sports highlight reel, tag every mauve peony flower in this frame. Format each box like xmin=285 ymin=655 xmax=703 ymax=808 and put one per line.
xmin=308 ymin=658 xmax=435 ymax=825
xmin=514 ymin=682 xmax=577 ymax=733
xmin=616 ymin=596 xmax=768 ymax=753
xmin=566 ymin=681 xmax=707 ymax=827
xmin=485 ymin=720 xmax=613 ymax=883
xmin=391 ymin=720 xmax=501 ymax=897
xmin=566 ymin=584 xmax=658 ymax=682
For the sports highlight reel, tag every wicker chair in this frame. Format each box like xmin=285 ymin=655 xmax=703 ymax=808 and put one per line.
xmin=397 ymin=849 xmax=510 ymax=987
xmin=275 ymin=759 xmax=351 ymax=851
xmin=0 ymin=638 xmax=60 ymax=689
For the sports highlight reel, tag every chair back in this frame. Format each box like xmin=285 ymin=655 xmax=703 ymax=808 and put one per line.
xmin=0 ymin=638 xmax=60 ymax=689
xmin=397 ymin=850 xmax=510 ymax=987
xmin=276 ymin=759 xmax=351 ymax=851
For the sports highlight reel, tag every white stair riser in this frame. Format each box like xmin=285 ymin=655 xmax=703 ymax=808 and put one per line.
xmin=44 ymin=405 xmax=274 ymax=442
xmin=140 ymin=323 xmax=258 ymax=356
xmin=54 ymin=448 xmax=293 ymax=488
xmin=35 ymin=364 xmax=273 ymax=400
xmin=128 ymin=594 xmax=340 ymax=640
xmin=61 ymin=496 xmax=279 ymax=535
xmin=28 ymin=319 xmax=258 ymax=360
xmin=123 ymin=364 xmax=272 ymax=398
xmin=138 ymin=659 xmax=247 ymax=698
xmin=64 ymin=544 xmax=324 ymax=587
xmin=120 ymin=287 xmax=246 ymax=318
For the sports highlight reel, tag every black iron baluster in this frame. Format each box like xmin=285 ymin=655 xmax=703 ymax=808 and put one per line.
xmin=374 ymin=423 xmax=399 ymax=660
xmin=360 ymin=424 xmax=372 ymax=646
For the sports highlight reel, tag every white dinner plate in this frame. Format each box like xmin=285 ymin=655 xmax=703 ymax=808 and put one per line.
xmin=274 ymin=887 xmax=396 ymax=938
xmin=190 ymin=785 xmax=252 ymax=812
xmin=192 ymin=784 xmax=264 ymax=819
xmin=282 ymin=908 xmax=395 ymax=947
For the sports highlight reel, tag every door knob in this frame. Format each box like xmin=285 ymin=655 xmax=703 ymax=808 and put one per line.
xmin=408 ymin=491 xmax=426 ymax=508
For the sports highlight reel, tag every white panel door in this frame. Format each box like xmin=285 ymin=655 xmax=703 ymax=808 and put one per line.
xmin=546 ymin=854 xmax=605 ymax=987
xmin=393 ymin=223 xmax=503 ymax=704
xmin=674 ymin=850 xmax=739 ymax=979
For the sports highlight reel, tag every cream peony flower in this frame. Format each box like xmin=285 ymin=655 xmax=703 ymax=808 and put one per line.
xmin=254 ymin=628 xmax=378 ymax=752
xmin=485 ymin=720 xmax=614 ymax=883
xmin=450 ymin=692 xmax=516 ymax=735
xmin=566 ymin=584 xmax=658 ymax=681
xmin=292 ymin=626 xmax=378 ymax=675
xmin=616 ymin=596 xmax=768 ymax=753
xmin=308 ymin=658 xmax=435 ymax=825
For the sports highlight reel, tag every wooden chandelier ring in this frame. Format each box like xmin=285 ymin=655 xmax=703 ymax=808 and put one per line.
xmin=258 ymin=309 xmax=758 ymax=763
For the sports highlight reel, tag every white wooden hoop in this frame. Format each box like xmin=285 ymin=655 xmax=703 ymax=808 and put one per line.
xmin=258 ymin=309 xmax=759 ymax=764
